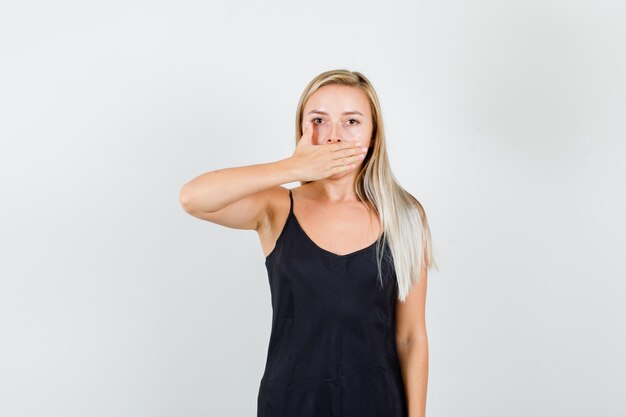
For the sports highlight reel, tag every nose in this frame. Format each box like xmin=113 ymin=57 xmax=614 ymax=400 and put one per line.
xmin=325 ymin=121 xmax=343 ymax=143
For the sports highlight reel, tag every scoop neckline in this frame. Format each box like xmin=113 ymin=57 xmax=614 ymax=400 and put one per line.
xmin=290 ymin=210 xmax=383 ymax=259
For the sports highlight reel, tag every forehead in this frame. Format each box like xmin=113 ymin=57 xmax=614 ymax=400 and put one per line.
xmin=304 ymin=85 xmax=370 ymax=115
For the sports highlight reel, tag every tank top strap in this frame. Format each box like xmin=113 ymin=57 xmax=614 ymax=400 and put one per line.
xmin=288 ymin=188 xmax=294 ymax=216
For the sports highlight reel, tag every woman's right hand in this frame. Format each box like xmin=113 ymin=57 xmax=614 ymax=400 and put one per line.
xmin=289 ymin=121 xmax=369 ymax=182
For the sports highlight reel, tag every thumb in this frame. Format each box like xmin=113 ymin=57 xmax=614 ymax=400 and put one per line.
xmin=299 ymin=121 xmax=314 ymax=146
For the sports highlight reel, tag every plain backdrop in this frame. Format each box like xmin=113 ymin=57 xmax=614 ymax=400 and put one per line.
xmin=1 ymin=0 xmax=625 ymax=416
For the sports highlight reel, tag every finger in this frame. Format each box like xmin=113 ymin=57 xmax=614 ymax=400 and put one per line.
xmin=332 ymin=154 xmax=365 ymax=167
xmin=336 ymin=146 xmax=368 ymax=159
xmin=331 ymin=162 xmax=356 ymax=175
xmin=330 ymin=139 xmax=362 ymax=152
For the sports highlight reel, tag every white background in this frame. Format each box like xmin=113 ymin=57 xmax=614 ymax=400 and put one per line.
xmin=1 ymin=0 xmax=624 ymax=416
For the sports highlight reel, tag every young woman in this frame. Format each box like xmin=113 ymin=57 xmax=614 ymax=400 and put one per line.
xmin=179 ymin=69 xmax=437 ymax=417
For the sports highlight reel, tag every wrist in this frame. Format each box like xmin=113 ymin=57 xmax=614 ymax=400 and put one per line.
xmin=274 ymin=157 xmax=300 ymax=183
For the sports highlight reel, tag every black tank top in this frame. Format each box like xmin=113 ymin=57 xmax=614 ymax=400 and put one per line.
xmin=257 ymin=188 xmax=408 ymax=417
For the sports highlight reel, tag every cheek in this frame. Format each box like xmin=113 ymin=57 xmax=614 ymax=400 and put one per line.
xmin=350 ymin=125 xmax=372 ymax=139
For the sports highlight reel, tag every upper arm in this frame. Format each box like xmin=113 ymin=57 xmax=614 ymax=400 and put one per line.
xmin=182 ymin=186 xmax=284 ymax=232
xmin=395 ymin=262 xmax=428 ymax=345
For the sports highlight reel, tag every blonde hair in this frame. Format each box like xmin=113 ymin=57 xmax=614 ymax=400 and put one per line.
xmin=294 ymin=69 xmax=438 ymax=302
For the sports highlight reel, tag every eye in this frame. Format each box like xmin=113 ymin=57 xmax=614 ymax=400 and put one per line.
xmin=312 ymin=117 xmax=324 ymax=124
xmin=347 ymin=119 xmax=360 ymax=125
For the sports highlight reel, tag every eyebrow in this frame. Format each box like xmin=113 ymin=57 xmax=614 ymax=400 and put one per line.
xmin=307 ymin=110 xmax=364 ymax=117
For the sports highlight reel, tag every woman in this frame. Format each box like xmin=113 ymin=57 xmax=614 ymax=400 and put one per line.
xmin=179 ymin=69 xmax=437 ymax=417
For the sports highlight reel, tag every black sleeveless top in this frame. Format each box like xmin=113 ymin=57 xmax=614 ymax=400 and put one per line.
xmin=257 ymin=188 xmax=408 ymax=417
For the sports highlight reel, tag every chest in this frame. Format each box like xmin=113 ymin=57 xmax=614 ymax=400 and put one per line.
xmin=293 ymin=203 xmax=381 ymax=257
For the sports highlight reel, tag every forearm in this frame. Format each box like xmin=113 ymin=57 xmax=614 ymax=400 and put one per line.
xmin=396 ymin=336 xmax=429 ymax=417
xmin=179 ymin=157 xmax=298 ymax=213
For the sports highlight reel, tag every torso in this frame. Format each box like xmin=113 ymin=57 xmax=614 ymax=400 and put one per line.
xmin=258 ymin=185 xmax=382 ymax=258
xmin=257 ymin=186 xmax=405 ymax=416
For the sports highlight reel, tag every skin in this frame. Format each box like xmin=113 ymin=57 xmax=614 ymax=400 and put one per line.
xmin=179 ymin=83 xmax=428 ymax=416
xmin=279 ymin=84 xmax=380 ymax=256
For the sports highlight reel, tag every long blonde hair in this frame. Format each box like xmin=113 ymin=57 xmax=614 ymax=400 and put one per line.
xmin=294 ymin=69 xmax=438 ymax=302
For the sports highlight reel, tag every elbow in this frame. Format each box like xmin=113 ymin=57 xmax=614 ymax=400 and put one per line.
xmin=396 ymin=332 xmax=428 ymax=349
xmin=179 ymin=185 xmax=194 ymax=213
